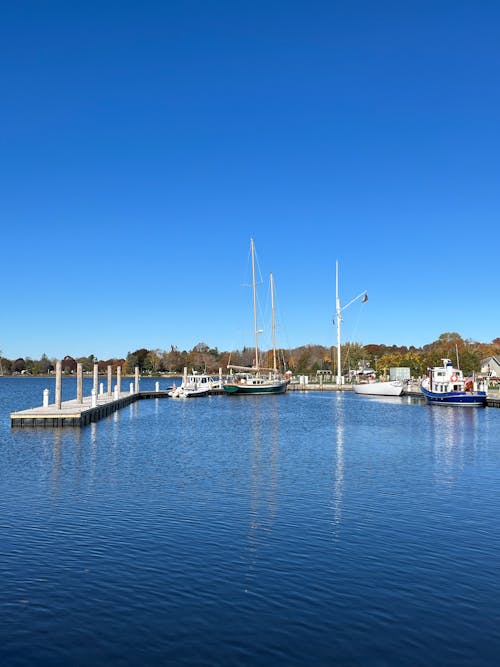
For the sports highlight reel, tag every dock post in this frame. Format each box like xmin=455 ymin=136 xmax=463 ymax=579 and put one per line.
xmin=99 ymin=382 xmax=104 ymax=396
xmin=91 ymin=388 xmax=97 ymax=407
xmin=130 ymin=382 xmax=134 ymax=394
xmin=135 ymin=366 xmax=139 ymax=393
xmin=55 ymin=360 xmax=62 ymax=409
xmin=155 ymin=381 xmax=159 ymax=392
xmin=43 ymin=388 xmax=49 ymax=408
xmin=93 ymin=363 xmax=99 ymax=399
xmin=117 ymin=366 xmax=122 ymax=394
xmin=107 ymin=365 xmax=112 ymax=397
xmin=114 ymin=385 xmax=119 ymax=399
xmin=183 ymin=366 xmax=188 ymax=386
xmin=77 ymin=363 xmax=83 ymax=403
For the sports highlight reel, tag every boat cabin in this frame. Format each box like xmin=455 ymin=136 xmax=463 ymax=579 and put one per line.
xmin=427 ymin=359 xmax=465 ymax=393
xmin=230 ymin=373 xmax=273 ymax=386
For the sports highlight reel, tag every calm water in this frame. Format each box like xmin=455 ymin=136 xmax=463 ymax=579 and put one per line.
xmin=1 ymin=377 xmax=500 ymax=666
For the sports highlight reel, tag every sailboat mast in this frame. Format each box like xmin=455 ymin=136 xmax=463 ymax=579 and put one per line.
xmin=334 ymin=260 xmax=367 ymax=386
xmin=336 ymin=260 xmax=342 ymax=385
xmin=251 ymin=238 xmax=259 ymax=371
xmin=270 ymin=272 xmax=277 ymax=373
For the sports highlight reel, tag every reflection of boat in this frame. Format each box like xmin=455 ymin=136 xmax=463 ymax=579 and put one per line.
xmin=353 ymin=380 xmax=404 ymax=396
xmin=421 ymin=359 xmax=486 ymax=407
xmin=168 ymin=370 xmax=217 ymax=398
xmin=223 ymin=239 xmax=288 ymax=396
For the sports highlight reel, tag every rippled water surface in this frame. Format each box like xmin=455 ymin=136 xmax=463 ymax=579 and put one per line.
xmin=1 ymin=377 xmax=500 ymax=666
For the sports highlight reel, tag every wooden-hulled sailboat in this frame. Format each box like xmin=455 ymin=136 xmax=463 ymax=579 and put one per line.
xmin=223 ymin=239 xmax=288 ymax=395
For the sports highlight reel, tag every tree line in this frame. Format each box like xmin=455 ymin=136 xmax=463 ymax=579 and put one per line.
xmin=1 ymin=333 xmax=499 ymax=378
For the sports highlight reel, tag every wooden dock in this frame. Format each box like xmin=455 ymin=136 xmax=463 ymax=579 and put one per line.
xmin=287 ymin=383 xmax=353 ymax=391
xmin=10 ymin=390 xmax=171 ymax=428
xmin=486 ymin=393 xmax=500 ymax=408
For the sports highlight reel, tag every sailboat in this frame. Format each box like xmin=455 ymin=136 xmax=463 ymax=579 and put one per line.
xmin=222 ymin=239 xmax=288 ymax=395
xmin=334 ymin=261 xmax=403 ymax=397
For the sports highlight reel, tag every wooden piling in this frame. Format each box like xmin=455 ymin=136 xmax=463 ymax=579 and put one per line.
xmin=77 ymin=363 xmax=83 ymax=403
xmin=55 ymin=360 xmax=62 ymax=409
xmin=93 ymin=363 xmax=98 ymax=398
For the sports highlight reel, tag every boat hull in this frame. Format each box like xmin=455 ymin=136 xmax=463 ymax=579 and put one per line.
xmin=223 ymin=381 xmax=288 ymax=395
xmin=352 ymin=381 xmax=403 ymax=397
xmin=420 ymin=386 xmax=486 ymax=407
xmin=168 ymin=387 xmax=210 ymax=398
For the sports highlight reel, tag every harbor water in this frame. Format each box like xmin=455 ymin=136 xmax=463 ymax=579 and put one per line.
xmin=1 ymin=377 xmax=500 ymax=666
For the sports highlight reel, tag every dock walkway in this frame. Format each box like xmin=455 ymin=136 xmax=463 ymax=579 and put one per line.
xmin=10 ymin=390 xmax=170 ymax=428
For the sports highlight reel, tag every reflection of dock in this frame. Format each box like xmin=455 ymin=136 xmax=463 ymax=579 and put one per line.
xmin=11 ymin=390 xmax=170 ymax=428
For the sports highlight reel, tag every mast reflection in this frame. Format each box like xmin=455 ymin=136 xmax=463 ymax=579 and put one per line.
xmin=245 ymin=397 xmax=280 ymax=591
xmin=332 ymin=392 xmax=344 ymax=533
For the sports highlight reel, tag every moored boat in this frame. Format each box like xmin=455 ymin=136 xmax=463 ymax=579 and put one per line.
xmin=223 ymin=373 xmax=288 ymax=395
xmin=420 ymin=359 xmax=486 ymax=407
xmin=353 ymin=379 xmax=404 ymax=396
xmin=222 ymin=239 xmax=288 ymax=396
xmin=168 ymin=370 xmax=217 ymax=398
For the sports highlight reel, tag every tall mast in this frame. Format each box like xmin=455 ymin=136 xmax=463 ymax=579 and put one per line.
xmin=251 ymin=238 xmax=259 ymax=370
xmin=336 ymin=261 xmax=342 ymax=384
xmin=270 ymin=272 xmax=277 ymax=373
xmin=335 ymin=259 xmax=367 ymax=386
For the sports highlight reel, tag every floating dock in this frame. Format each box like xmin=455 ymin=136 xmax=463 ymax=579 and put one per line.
xmin=10 ymin=390 xmax=171 ymax=428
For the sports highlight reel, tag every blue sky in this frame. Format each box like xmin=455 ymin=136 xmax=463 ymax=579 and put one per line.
xmin=1 ymin=1 xmax=499 ymax=360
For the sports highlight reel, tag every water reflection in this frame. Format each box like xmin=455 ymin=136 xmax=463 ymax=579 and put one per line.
xmin=429 ymin=406 xmax=479 ymax=485
xmin=245 ymin=397 xmax=280 ymax=591
xmin=332 ymin=392 xmax=345 ymax=532
xmin=50 ymin=430 xmax=62 ymax=498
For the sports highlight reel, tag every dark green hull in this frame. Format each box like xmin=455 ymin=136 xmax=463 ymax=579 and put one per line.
xmin=223 ymin=381 xmax=288 ymax=395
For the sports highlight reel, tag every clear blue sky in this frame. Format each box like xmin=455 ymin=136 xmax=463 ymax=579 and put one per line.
xmin=1 ymin=1 xmax=499 ymax=360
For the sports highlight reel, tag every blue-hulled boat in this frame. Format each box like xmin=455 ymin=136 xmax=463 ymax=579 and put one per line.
xmin=421 ymin=359 xmax=487 ymax=407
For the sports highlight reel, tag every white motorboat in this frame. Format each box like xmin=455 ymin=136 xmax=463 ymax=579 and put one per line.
xmin=168 ymin=370 xmax=218 ymax=398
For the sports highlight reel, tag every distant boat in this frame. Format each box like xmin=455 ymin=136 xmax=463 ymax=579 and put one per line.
xmin=353 ymin=379 xmax=404 ymax=396
xmin=420 ymin=359 xmax=486 ymax=407
xmin=223 ymin=239 xmax=288 ymax=396
xmin=168 ymin=370 xmax=217 ymax=398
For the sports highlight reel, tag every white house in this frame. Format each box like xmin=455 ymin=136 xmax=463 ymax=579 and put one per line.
xmin=481 ymin=356 xmax=500 ymax=377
